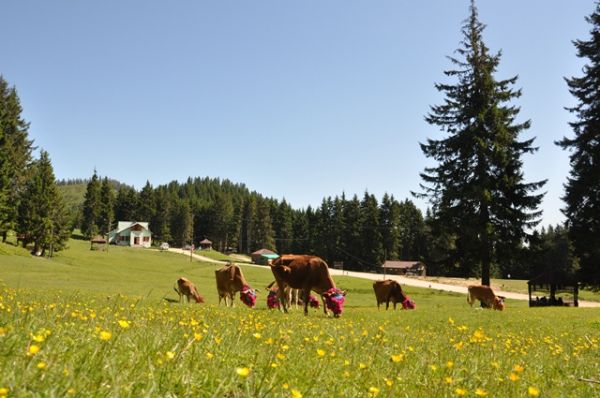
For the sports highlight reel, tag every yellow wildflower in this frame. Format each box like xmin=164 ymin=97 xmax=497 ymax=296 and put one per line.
xmin=37 ymin=361 xmax=47 ymax=369
xmin=391 ymin=354 xmax=403 ymax=363
xmin=99 ymin=331 xmax=112 ymax=341
xmin=206 ymin=352 xmax=214 ymax=360
xmin=118 ymin=320 xmax=130 ymax=329
xmin=316 ymin=349 xmax=326 ymax=357
xmin=166 ymin=351 xmax=175 ymax=360
xmin=253 ymin=333 xmax=261 ymax=339
xmin=291 ymin=389 xmax=303 ymax=398
xmin=28 ymin=345 xmax=40 ymax=356
xmin=445 ymin=377 xmax=453 ymax=384
xmin=475 ymin=388 xmax=488 ymax=396
xmin=369 ymin=386 xmax=380 ymax=396
xmin=236 ymin=367 xmax=251 ymax=377
xmin=455 ymin=388 xmax=467 ymax=396
xmin=513 ymin=364 xmax=525 ymax=373
xmin=528 ymin=386 xmax=540 ymax=397
xmin=509 ymin=373 xmax=520 ymax=381
xmin=0 ymin=387 xmax=8 ymax=395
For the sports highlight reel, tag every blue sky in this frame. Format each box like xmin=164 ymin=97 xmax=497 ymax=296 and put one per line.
xmin=1 ymin=1 xmax=594 ymax=227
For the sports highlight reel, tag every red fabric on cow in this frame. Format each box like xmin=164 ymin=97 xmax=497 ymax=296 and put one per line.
xmin=323 ymin=288 xmax=345 ymax=316
xmin=402 ymin=296 xmax=416 ymax=310
xmin=270 ymin=254 xmax=346 ymax=317
xmin=240 ymin=285 xmax=257 ymax=308
xmin=308 ymin=295 xmax=320 ymax=308
xmin=267 ymin=289 xmax=280 ymax=309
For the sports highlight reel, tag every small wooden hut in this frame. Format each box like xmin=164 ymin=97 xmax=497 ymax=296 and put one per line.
xmin=527 ymin=271 xmax=579 ymax=307
xmin=199 ymin=239 xmax=213 ymax=250
xmin=90 ymin=235 xmax=107 ymax=251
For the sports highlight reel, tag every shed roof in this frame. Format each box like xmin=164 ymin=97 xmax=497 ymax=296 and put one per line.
xmin=199 ymin=239 xmax=212 ymax=245
xmin=528 ymin=271 xmax=579 ymax=286
xmin=381 ymin=260 xmax=425 ymax=269
xmin=251 ymin=248 xmax=277 ymax=256
xmin=90 ymin=235 xmax=107 ymax=244
xmin=112 ymin=221 xmax=150 ymax=234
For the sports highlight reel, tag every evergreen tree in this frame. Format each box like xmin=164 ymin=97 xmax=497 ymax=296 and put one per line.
xmin=81 ymin=171 xmax=102 ymax=238
xmin=0 ymin=77 xmax=35 ymax=242
xmin=397 ymin=200 xmax=426 ymax=260
xmin=417 ymin=1 xmax=545 ymax=285
xmin=252 ymin=198 xmax=275 ymax=251
xmin=151 ymin=187 xmax=172 ymax=244
xmin=291 ymin=209 xmax=310 ymax=254
xmin=557 ymin=2 xmax=600 ymax=287
xmin=114 ymin=186 xmax=138 ymax=222
xmin=359 ymin=192 xmax=383 ymax=271
xmin=379 ymin=193 xmax=401 ymax=261
xmin=342 ymin=195 xmax=362 ymax=270
xmin=137 ymin=181 xmax=156 ymax=222
xmin=273 ymin=199 xmax=294 ymax=254
xmin=17 ymin=150 xmax=69 ymax=255
xmin=98 ymin=177 xmax=115 ymax=235
xmin=171 ymin=201 xmax=193 ymax=247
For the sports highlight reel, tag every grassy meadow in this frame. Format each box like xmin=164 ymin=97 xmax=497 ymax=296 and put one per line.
xmin=1 ymin=240 xmax=599 ymax=397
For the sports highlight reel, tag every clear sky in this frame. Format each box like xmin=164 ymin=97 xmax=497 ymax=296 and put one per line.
xmin=1 ymin=1 xmax=595 ymax=227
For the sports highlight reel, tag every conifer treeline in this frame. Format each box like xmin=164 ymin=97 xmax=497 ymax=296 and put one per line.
xmin=79 ymin=174 xmax=429 ymax=271
xmin=0 ymin=76 xmax=69 ymax=254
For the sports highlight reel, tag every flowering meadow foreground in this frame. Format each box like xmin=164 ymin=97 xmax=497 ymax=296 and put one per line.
xmin=0 ymin=286 xmax=599 ymax=398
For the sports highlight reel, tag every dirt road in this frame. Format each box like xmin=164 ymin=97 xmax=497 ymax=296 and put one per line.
xmin=168 ymin=248 xmax=600 ymax=308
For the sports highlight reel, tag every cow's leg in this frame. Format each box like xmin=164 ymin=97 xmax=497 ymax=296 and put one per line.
xmin=276 ymin=282 xmax=289 ymax=313
xmin=385 ymin=299 xmax=390 ymax=310
xmin=301 ymin=288 xmax=311 ymax=315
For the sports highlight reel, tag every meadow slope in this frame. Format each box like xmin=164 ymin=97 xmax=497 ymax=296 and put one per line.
xmin=1 ymin=240 xmax=599 ymax=397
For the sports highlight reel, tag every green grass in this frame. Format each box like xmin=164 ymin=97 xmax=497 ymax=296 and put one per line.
xmin=1 ymin=240 xmax=599 ymax=397
xmin=194 ymin=249 xmax=241 ymax=263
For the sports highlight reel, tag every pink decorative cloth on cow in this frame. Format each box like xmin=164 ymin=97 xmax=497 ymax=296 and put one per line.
xmin=324 ymin=288 xmax=345 ymax=316
xmin=402 ymin=296 xmax=416 ymax=310
xmin=240 ymin=285 xmax=257 ymax=308
xmin=266 ymin=290 xmax=279 ymax=309
xmin=309 ymin=295 xmax=320 ymax=308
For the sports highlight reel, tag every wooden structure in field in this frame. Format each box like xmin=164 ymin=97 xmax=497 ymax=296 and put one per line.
xmin=527 ymin=271 xmax=579 ymax=307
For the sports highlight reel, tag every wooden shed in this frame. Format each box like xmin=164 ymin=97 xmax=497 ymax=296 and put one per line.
xmin=90 ymin=235 xmax=107 ymax=251
xmin=251 ymin=249 xmax=279 ymax=265
xmin=381 ymin=261 xmax=426 ymax=276
xmin=199 ymin=239 xmax=213 ymax=250
xmin=528 ymin=271 xmax=579 ymax=307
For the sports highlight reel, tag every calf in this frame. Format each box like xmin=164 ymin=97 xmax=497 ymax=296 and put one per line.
xmin=373 ymin=279 xmax=407 ymax=310
xmin=215 ymin=263 xmax=257 ymax=308
xmin=467 ymin=285 xmax=505 ymax=311
xmin=174 ymin=277 xmax=204 ymax=303
xmin=270 ymin=254 xmax=346 ymax=317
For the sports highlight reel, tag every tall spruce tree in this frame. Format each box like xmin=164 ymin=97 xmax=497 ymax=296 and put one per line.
xmin=359 ymin=192 xmax=383 ymax=271
xmin=98 ymin=178 xmax=115 ymax=235
xmin=0 ymin=77 xmax=35 ymax=242
xmin=81 ymin=171 xmax=102 ymax=238
xmin=557 ymin=2 xmax=600 ymax=287
xmin=417 ymin=1 xmax=545 ymax=285
xmin=114 ymin=186 xmax=138 ymax=223
xmin=17 ymin=150 xmax=69 ymax=255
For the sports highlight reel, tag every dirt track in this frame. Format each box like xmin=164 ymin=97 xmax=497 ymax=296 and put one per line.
xmin=168 ymin=248 xmax=600 ymax=308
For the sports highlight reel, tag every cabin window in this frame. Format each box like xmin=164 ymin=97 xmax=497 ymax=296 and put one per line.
xmin=143 ymin=236 xmax=150 ymax=242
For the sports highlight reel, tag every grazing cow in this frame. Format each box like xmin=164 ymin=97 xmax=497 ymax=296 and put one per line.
xmin=215 ymin=263 xmax=257 ymax=308
xmin=270 ymin=254 xmax=346 ymax=317
xmin=467 ymin=285 xmax=505 ymax=311
xmin=174 ymin=277 xmax=205 ymax=303
xmin=373 ymin=279 xmax=408 ymax=310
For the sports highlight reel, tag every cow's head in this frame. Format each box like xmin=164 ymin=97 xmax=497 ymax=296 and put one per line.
xmin=322 ymin=288 xmax=346 ymax=317
xmin=240 ymin=285 xmax=257 ymax=308
xmin=193 ymin=294 xmax=205 ymax=304
xmin=493 ymin=296 xmax=505 ymax=311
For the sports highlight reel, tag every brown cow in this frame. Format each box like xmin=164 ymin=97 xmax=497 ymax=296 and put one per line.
xmin=174 ymin=277 xmax=205 ymax=303
xmin=270 ymin=254 xmax=346 ymax=317
xmin=215 ymin=263 xmax=257 ymax=307
xmin=373 ymin=279 xmax=407 ymax=310
xmin=467 ymin=285 xmax=505 ymax=311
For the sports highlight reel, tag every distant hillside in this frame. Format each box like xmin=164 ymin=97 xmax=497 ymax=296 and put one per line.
xmin=57 ymin=179 xmax=132 ymax=225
